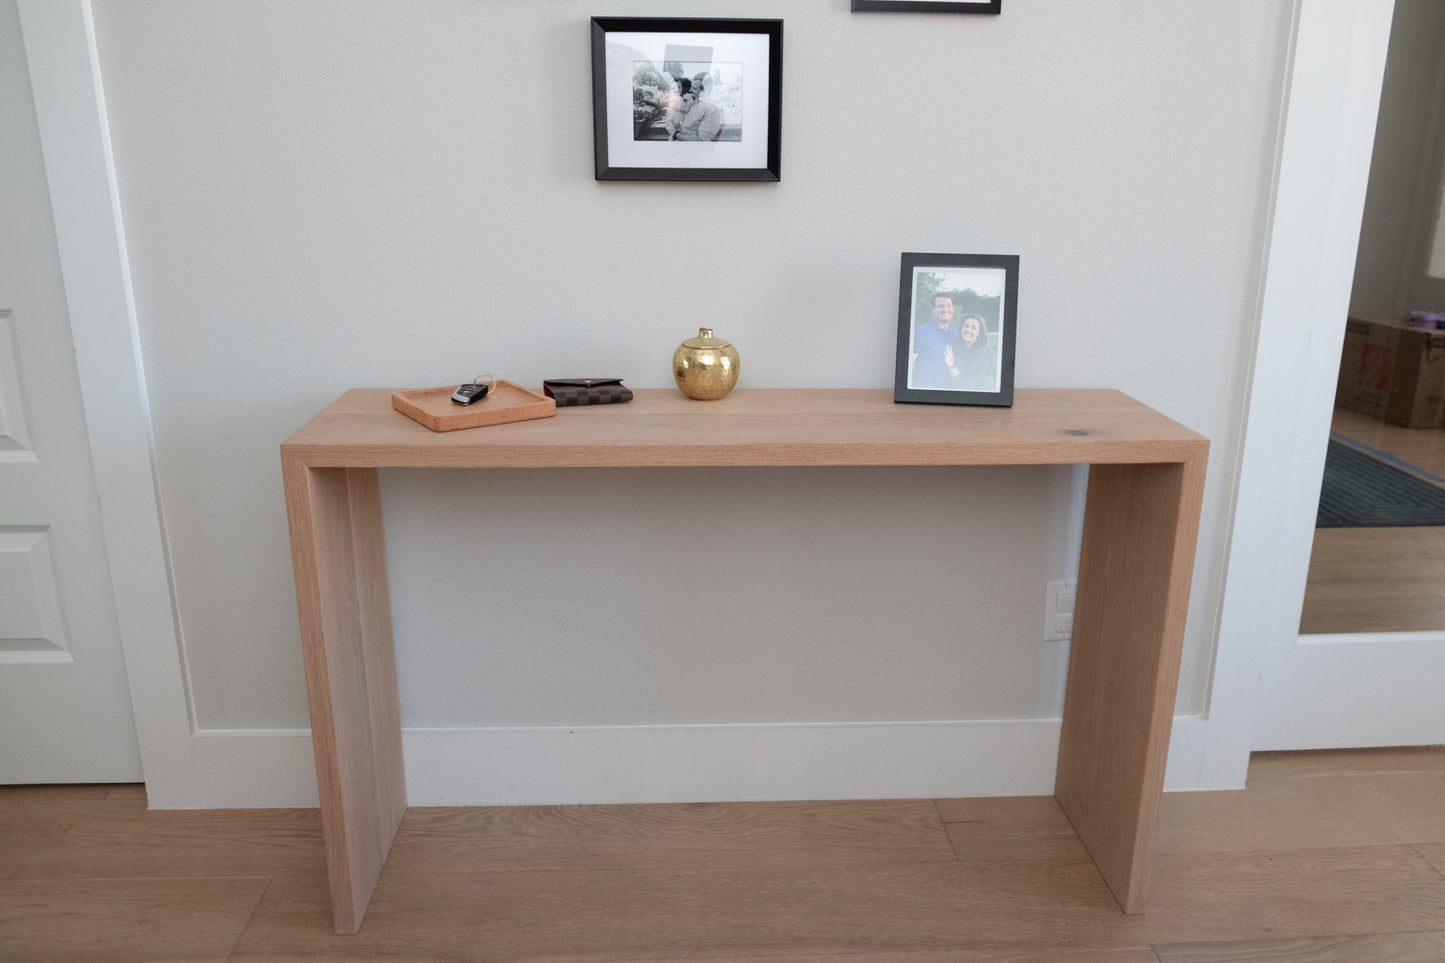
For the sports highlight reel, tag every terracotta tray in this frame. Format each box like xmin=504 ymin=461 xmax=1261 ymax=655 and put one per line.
xmin=391 ymin=380 xmax=556 ymax=432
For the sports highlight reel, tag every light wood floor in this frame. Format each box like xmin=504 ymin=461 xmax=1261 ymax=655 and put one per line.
xmin=1301 ymin=526 xmax=1445 ymax=634
xmin=1328 ymin=409 xmax=1445 ymax=477
xmin=3 ymin=747 xmax=1444 ymax=961
xmin=1300 ymin=409 xmax=1445 ymax=634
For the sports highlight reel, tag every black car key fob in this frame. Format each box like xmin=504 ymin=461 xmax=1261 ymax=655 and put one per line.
xmin=450 ymin=382 xmax=490 ymax=405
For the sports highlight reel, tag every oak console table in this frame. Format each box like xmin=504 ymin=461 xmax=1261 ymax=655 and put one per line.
xmin=281 ymin=388 xmax=1207 ymax=934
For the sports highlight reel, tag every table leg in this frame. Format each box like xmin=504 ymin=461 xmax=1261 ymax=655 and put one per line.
xmin=1055 ymin=458 xmax=1205 ymax=914
xmin=283 ymin=462 xmax=406 ymax=934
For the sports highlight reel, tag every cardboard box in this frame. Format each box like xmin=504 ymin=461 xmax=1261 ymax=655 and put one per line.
xmin=1335 ymin=316 xmax=1445 ymax=428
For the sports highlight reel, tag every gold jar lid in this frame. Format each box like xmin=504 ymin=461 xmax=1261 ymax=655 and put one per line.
xmin=682 ymin=327 xmax=731 ymax=349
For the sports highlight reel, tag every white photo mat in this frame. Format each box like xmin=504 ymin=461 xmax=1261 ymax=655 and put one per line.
xmin=604 ymin=31 xmax=771 ymax=171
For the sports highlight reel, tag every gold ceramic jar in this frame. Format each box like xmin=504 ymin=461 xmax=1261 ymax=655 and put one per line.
xmin=672 ymin=328 xmax=740 ymax=400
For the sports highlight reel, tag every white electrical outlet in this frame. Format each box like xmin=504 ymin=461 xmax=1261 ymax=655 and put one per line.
xmin=1044 ymin=579 xmax=1076 ymax=642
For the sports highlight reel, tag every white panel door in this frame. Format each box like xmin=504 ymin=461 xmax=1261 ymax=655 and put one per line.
xmin=0 ymin=0 xmax=141 ymax=782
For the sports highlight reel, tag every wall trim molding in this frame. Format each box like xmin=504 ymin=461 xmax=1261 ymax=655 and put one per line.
xmin=161 ymin=715 xmax=1210 ymax=809
xmin=18 ymin=0 xmax=195 ymax=797
xmin=1207 ymin=0 xmax=1396 ymax=785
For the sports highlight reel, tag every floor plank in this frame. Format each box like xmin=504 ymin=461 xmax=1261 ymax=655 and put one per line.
xmin=934 ymin=795 xmax=1092 ymax=861
xmin=231 ymin=861 xmax=1129 ymax=960
xmin=1299 ymin=526 xmax=1445 ymax=634
xmin=231 ymin=844 xmax=1445 ymax=958
xmin=1142 ymin=845 xmax=1445 ymax=944
xmin=1246 ymin=746 xmax=1445 ymax=777
xmin=1300 ymin=527 xmax=1445 ymax=599
xmin=671 ymin=951 xmax=1163 ymax=963
xmin=0 ymin=784 xmax=115 ymax=803
xmin=0 ymin=792 xmax=325 ymax=879
xmin=1415 ymin=842 xmax=1445 ymax=878
xmin=1154 ymin=748 xmax=1445 ymax=855
xmin=391 ymin=798 xmax=956 ymax=872
xmin=0 ymin=876 xmax=269 ymax=961
xmin=1153 ymin=931 xmax=1445 ymax=962
xmin=5 ymin=749 xmax=1445 ymax=960
xmin=1298 ymin=591 xmax=1445 ymax=635
xmin=280 ymin=948 xmax=1166 ymax=963
xmin=102 ymin=783 xmax=151 ymax=807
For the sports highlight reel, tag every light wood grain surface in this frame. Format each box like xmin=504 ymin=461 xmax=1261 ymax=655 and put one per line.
xmin=282 ymin=388 xmax=1207 ymax=469
xmin=282 ymin=464 xmax=406 ymax=934
xmin=1154 ymin=932 xmax=1445 ymax=963
xmin=3 ymin=748 xmax=1443 ymax=960
xmin=1301 ymin=525 xmax=1445 ymax=633
xmin=280 ymin=387 xmax=1209 ymax=930
xmin=1056 ymin=459 xmax=1204 ymax=913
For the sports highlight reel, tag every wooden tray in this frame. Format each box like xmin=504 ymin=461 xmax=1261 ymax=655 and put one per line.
xmin=391 ymin=380 xmax=556 ymax=432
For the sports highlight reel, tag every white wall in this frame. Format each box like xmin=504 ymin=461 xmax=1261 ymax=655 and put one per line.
xmin=88 ymin=1 xmax=1293 ymax=803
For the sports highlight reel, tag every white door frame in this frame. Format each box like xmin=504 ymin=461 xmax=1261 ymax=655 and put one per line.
xmin=23 ymin=1 xmax=319 ymax=807
xmin=1245 ymin=0 xmax=1445 ymax=752
xmin=16 ymin=0 xmax=199 ymax=801
xmin=1206 ymin=0 xmax=1421 ymax=781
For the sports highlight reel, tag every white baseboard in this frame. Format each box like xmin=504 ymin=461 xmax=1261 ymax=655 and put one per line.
xmin=186 ymin=728 xmax=320 ymax=808
xmin=401 ymin=719 xmax=1065 ymax=807
xmin=153 ymin=715 xmax=1211 ymax=809
xmin=1162 ymin=713 xmax=1210 ymax=791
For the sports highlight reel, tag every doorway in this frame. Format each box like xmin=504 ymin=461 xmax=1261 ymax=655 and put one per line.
xmin=1300 ymin=0 xmax=1445 ymax=636
xmin=1227 ymin=0 xmax=1445 ymax=755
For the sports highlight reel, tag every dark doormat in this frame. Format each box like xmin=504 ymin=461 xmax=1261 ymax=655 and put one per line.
xmin=1316 ymin=436 xmax=1445 ymax=527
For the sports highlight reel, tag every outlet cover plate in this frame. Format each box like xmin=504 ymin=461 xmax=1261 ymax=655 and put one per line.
xmin=1044 ymin=579 xmax=1076 ymax=642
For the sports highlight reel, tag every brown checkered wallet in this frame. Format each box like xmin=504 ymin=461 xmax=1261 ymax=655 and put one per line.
xmin=542 ymin=378 xmax=633 ymax=406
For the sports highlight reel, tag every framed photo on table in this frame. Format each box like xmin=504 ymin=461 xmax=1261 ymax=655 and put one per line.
xmin=852 ymin=0 xmax=1001 ymax=12
xmin=894 ymin=252 xmax=1018 ymax=407
xmin=590 ymin=17 xmax=783 ymax=182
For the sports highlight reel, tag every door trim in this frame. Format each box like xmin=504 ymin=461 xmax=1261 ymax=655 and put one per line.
xmin=1209 ymin=0 xmax=1398 ymax=778
xmin=17 ymin=0 xmax=197 ymax=802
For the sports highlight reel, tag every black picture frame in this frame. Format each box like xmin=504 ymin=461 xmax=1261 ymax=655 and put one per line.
xmin=894 ymin=253 xmax=1018 ymax=407
xmin=853 ymin=0 xmax=1001 ymax=13
xmin=590 ymin=17 xmax=783 ymax=182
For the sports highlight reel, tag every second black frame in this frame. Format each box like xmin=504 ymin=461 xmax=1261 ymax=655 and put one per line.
xmin=853 ymin=1 xmax=1001 ymax=13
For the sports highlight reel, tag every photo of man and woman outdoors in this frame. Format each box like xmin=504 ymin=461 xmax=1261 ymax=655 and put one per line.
xmin=631 ymin=57 xmax=743 ymax=142
xmin=905 ymin=267 xmax=1006 ymax=393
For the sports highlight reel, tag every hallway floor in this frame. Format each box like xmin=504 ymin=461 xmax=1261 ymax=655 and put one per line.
xmin=3 ymin=747 xmax=1444 ymax=961
xmin=1301 ymin=408 xmax=1445 ymax=634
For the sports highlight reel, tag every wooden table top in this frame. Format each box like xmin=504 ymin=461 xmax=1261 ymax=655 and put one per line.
xmin=280 ymin=388 xmax=1208 ymax=469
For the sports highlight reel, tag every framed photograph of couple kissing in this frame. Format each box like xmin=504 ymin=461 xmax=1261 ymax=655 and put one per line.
xmin=590 ymin=17 xmax=783 ymax=182
xmin=894 ymin=252 xmax=1018 ymax=408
